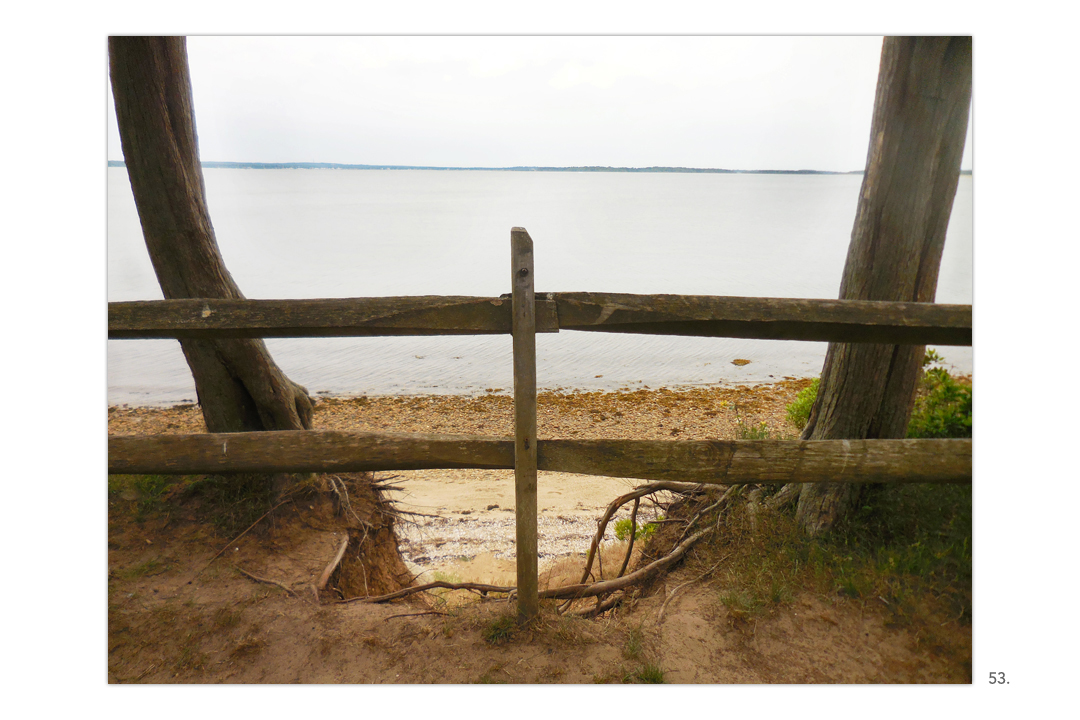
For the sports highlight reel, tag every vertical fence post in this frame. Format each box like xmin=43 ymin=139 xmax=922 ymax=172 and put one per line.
xmin=511 ymin=227 xmax=539 ymax=621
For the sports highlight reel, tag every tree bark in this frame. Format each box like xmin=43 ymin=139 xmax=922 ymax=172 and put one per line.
xmin=795 ymin=37 xmax=972 ymax=535
xmin=109 ymin=36 xmax=313 ymax=434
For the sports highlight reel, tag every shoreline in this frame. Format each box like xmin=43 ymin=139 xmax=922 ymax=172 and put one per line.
xmin=107 ymin=376 xmax=816 ymax=412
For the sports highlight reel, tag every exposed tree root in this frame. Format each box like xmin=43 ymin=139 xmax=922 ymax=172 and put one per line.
xmin=335 ymin=580 xmax=516 ymax=604
xmin=199 ymin=499 xmax=292 ymax=574
xmin=765 ymin=482 xmax=801 ymax=511
xmin=571 ymin=592 xmax=625 ymax=618
xmin=337 ymin=527 xmax=710 ymax=615
xmin=326 ymin=478 xmax=783 ymax=621
xmin=617 ymin=498 xmax=640 ymax=578
xmin=579 ymin=481 xmax=714 ymax=585
xmin=235 ymin=566 xmax=301 ymax=598
xmin=656 ymin=553 xmax=731 ymax=625
xmin=317 ymin=533 xmax=350 ymax=591
xmin=544 ymin=529 xmax=709 ymax=600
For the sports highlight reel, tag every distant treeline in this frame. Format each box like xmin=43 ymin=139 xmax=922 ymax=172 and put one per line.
xmin=107 ymin=160 xmax=973 ymax=175
xmin=108 ymin=160 xmax=856 ymax=174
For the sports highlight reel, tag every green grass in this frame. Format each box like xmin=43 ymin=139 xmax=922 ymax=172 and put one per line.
xmin=733 ymin=403 xmax=791 ymax=440
xmin=743 ymin=350 xmax=971 ymax=625
xmin=109 ymin=474 xmax=172 ymax=521
xmin=735 ymin=418 xmax=774 ymax=440
xmin=623 ymin=625 xmax=645 ymax=660
xmin=703 ymin=481 xmax=972 ymax=628
xmin=176 ymin=473 xmax=279 ymax=537
xmin=625 ymin=662 xmax=666 ymax=683
xmin=109 ymin=471 xmax=290 ymax=537
xmin=481 ymin=614 xmax=518 ymax=645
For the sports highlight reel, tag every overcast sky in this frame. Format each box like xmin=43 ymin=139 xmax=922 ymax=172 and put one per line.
xmin=107 ymin=35 xmax=973 ymax=172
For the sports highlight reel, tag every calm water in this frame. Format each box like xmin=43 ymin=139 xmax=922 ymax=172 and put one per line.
xmin=107 ymin=168 xmax=973 ymax=405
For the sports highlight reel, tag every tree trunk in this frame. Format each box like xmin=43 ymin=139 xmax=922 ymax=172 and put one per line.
xmin=109 ymin=36 xmax=313 ymax=434
xmin=795 ymin=37 xmax=972 ymax=536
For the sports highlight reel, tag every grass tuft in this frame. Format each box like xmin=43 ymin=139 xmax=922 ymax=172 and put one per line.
xmin=623 ymin=625 xmax=645 ymax=660
xmin=481 ymin=614 xmax=518 ymax=645
xmin=179 ymin=473 xmax=279 ymax=537
xmin=625 ymin=662 xmax=666 ymax=683
xmin=698 ymin=480 xmax=971 ymax=633
xmin=109 ymin=474 xmax=172 ymax=521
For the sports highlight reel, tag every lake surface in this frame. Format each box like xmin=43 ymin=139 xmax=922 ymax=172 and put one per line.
xmin=107 ymin=168 xmax=972 ymax=406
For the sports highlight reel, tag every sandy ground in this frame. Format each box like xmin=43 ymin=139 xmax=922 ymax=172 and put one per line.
xmin=107 ymin=380 xmax=970 ymax=684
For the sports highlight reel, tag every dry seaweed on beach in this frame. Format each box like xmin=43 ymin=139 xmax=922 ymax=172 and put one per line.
xmin=108 ymin=379 xmax=815 ymax=441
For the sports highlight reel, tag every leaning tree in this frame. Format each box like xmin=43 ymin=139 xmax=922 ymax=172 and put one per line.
xmin=109 ymin=36 xmax=314 ymax=436
xmin=793 ymin=36 xmax=972 ymax=535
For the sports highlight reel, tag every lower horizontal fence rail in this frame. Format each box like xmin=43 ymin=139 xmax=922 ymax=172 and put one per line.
xmin=540 ymin=438 xmax=971 ymax=484
xmin=109 ymin=431 xmax=971 ymax=484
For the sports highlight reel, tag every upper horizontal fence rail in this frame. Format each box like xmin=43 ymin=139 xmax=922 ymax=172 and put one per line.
xmin=109 ymin=293 xmax=972 ymax=346
xmin=107 ymin=430 xmax=972 ymax=485
xmin=108 ymin=296 xmax=559 ymax=339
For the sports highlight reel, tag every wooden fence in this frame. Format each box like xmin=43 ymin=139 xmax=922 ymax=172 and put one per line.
xmin=108 ymin=227 xmax=973 ymax=618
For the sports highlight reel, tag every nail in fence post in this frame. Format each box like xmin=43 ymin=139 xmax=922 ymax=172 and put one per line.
xmin=511 ymin=227 xmax=539 ymax=621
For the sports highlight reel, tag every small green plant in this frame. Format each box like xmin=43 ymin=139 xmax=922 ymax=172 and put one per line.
xmin=623 ymin=625 xmax=644 ymax=660
xmin=786 ymin=378 xmax=820 ymax=430
xmin=133 ymin=474 xmax=170 ymax=517
xmin=719 ymin=589 xmax=764 ymax=617
xmin=625 ymin=662 xmax=666 ymax=683
xmin=735 ymin=418 xmax=773 ymax=440
xmin=614 ymin=516 xmax=662 ymax=543
xmin=481 ymin=614 xmax=518 ymax=645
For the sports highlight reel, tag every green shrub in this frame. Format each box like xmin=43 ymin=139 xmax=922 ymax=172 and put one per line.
xmin=786 ymin=378 xmax=820 ymax=430
xmin=907 ymin=365 xmax=972 ymax=439
xmin=783 ymin=353 xmax=970 ymax=439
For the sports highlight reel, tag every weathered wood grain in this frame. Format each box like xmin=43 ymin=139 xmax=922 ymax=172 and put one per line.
xmin=108 ymin=430 xmax=515 ymax=475
xmin=537 ymin=438 xmax=971 ymax=484
xmin=110 ymin=293 xmax=970 ymax=345
xmin=553 ymin=292 xmax=971 ymax=346
xmin=108 ymin=296 xmax=560 ymax=339
xmin=512 ymin=227 xmax=540 ymax=620
xmin=109 ymin=431 xmax=970 ymax=485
